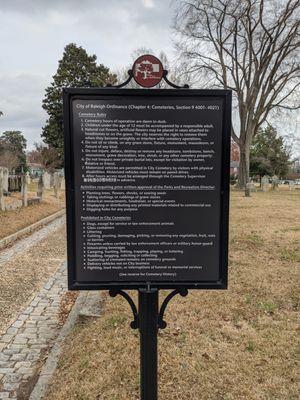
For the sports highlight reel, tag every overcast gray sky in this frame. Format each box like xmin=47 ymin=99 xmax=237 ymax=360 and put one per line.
xmin=0 ymin=0 xmax=176 ymax=149
xmin=1 ymin=0 xmax=299 ymax=157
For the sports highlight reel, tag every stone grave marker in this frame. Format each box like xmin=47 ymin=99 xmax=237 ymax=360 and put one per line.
xmin=21 ymin=173 xmax=28 ymax=207
xmin=289 ymin=181 xmax=295 ymax=191
xmin=272 ymin=175 xmax=279 ymax=190
xmin=37 ymin=174 xmax=44 ymax=199
xmin=246 ymin=181 xmax=256 ymax=192
xmin=261 ymin=175 xmax=269 ymax=192
xmin=60 ymin=176 xmax=65 ymax=190
xmin=26 ymin=171 xmax=31 ymax=185
xmin=0 ymin=168 xmax=4 ymax=211
xmin=53 ymin=172 xmax=61 ymax=198
xmin=2 ymin=167 xmax=9 ymax=192
xmin=43 ymin=171 xmax=51 ymax=189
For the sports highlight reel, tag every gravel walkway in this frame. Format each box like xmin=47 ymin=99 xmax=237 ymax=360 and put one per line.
xmin=0 ymin=216 xmax=65 ymax=266
xmin=0 ymin=213 xmax=69 ymax=399
xmin=0 ymin=262 xmax=68 ymax=400
xmin=0 ymin=225 xmax=66 ymax=334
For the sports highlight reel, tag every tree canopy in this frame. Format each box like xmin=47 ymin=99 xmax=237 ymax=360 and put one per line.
xmin=175 ymin=0 xmax=300 ymax=195
xmin=42 ymin=43 xmax=116 ymax=158
xmin=250 ymin=124 xmax=291 ymax=178
xmin=0 ymin=130 xmax=27 ymax=173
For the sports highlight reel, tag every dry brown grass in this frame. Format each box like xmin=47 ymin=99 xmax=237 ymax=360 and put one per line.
xmin=45 ymin=191 xmax=300 ymax=400
xmin=0 ymin=189 xmax=65 ymax=239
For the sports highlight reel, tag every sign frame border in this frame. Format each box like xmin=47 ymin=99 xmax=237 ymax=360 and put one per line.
xmin=63 ymin=88 xmax=231 ymax=290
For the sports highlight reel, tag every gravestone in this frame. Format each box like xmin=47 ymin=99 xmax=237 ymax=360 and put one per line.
xmin=4 ymin=200 xmax=22 ymax=211
xmin=272 ymin=175 xmax=279 ymax=190
xmin=43 ymin=171 xmax=51 ymax=189
xmin=289 ymin=181 xmax=295 ymax=191
xmin=50 ymin=173 xmax=54 ymax=188
xmin=60 ymin=177 xmax=65 ymax=190
xmin=8 ymin=175 xmax=21 ymax=192
xmin=37 ymin=174 xmax=44 ymax=199
xmin=0 ymin=168 xmax=4 ymax=211
xmin=246 ymin=181 xmax=256 ymax=192
xmin=26 ymin=171 xmax=31 ymax=185
xmin=53 ymin=172 xmax=61 ymax=198
xmin=28 ymin=197 xmax=41 ymax=205
xmin=261 ymin=175 xmax=269 ymax=192
xmin=21 ymin=173 xmax=28 ymax=207
xmin=1 ymin=167 xmax=9 ymax=192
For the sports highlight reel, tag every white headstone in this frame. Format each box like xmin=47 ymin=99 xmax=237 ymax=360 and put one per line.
xmin=1 ymin=167 xmax=9 ymax=192
xmin=26 ymin=171 xmax=31 ymax=185
xmin=37 ymin=175 xmax=44 ymax=199
xmin=53 ymin=172 xmax=61 ymax=198
xmin=0 ymin=168 xmax=4 ymax=211
xmin=246 ymin=182 xmax=256 ymax=192
xmin=289 ymin=181 xmax=295 ymax=191
xmin=60 ymin=177 xmax=65 ymax=190
xmin=43 ymin=172 xmax=51 ymax=189
xmin=261 ymin=176 xmax=269 ymax=192
xmin=272 ymin=175 xmax=279 ymax=190
xmin=21 ymin=174 xmax=28 ymax=207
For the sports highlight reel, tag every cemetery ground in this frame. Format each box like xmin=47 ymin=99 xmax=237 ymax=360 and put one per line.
xmin=0 ymin=183 xmax=65 ymax=332
xmin=43 ymin=190 xmax=300 ymax=400
xmin=0 ymin=185 xmax=65 ymax=240
xmin=0 ymin=185 xmax=68 ymax=399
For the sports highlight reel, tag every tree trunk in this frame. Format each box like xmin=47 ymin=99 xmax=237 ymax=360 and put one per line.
xmin=238 ymin=151 xmax=246 ymax=189
xmin=238 ymin=143 xmax=251 ymax=197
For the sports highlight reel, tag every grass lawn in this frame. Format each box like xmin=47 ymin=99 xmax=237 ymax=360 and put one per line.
xmin=0 ymin=188 xmax=65 ymax=239
xmin=45 ymin=190 xmax=300 ymax=400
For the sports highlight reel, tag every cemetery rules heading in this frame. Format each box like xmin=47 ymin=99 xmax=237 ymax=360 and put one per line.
xmin=64 ymin=89 xmax=231 ymax=289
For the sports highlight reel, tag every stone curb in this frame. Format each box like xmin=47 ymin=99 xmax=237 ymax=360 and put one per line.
xmin=0 ymin=209 xmax=65 ymax=251
xmin=0 ymin=262 xmax=68 ymax=399
xmin=29 ymin=291 xmax=96 ymax=400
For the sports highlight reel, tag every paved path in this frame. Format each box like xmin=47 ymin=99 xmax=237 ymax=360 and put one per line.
xmin=0 ymin=262 xmax=67 ymax=399
xmin=0 ymin=216 xmax=65 ymax=267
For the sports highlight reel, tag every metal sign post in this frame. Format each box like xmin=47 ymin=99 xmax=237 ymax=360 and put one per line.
xmin=109 ymin=287 xmax=188 ymax=399
xmin=139 ymin=288 xmax=158 ymax=400
xmin=63 ymin=54 xmax=231 ymax=399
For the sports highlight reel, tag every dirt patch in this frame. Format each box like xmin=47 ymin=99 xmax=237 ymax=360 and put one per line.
xmin=16 ymin=347 xmax=49 ymax=400
xmin=59 ymin=291 xmax=79 ymax=326
xmin=0 ymin=189 xmax=65 ymax=240
xmin=44 ymin=191 xmax=300 ymax=400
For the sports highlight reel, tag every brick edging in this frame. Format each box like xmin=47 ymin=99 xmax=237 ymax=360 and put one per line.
xmin=0 ymin=262 xmax=68 ymax=399
xmin=0 ymin=209 xmax=65 ymax=251
xmin=29 ymin=292 xmax=87 ymax=400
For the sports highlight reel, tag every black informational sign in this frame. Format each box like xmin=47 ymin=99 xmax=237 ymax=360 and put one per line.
xmin=64 ymin=89 xmax=231 ymax=290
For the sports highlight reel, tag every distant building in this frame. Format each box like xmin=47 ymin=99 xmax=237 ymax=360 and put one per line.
xmin=286 ymin=172 xmax=300 ymax=181
xmin=28 ymin=163 xmax=44 ymax=177
xmin=230 ymin=139 xmax=240 ymax=176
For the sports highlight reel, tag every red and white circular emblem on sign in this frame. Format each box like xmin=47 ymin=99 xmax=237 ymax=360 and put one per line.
xmin=132 ymin=54 xmax=164 ymax=88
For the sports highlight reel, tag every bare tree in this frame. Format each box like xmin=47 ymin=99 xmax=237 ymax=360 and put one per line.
xmin=27 ymin=142 xmax=62 ymax=172
xmin=175 ymin=0 xmax=300 ymax=195
xmin=0 ymin=139 xmax=19 ymax=173
xmin=0 ymin=151 xmax=19 ymax=173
